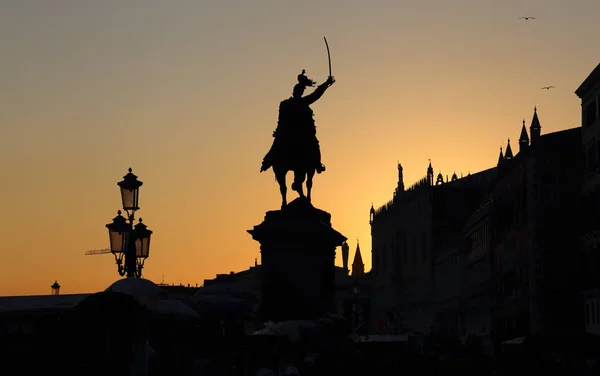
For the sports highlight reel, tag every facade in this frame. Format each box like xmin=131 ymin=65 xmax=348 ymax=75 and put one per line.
xmin=490 ymin=108 xmax=583 ymax=342
xmin=576 ymin=63 xmax=600 ymax=336
xmin=370 ymin=105 xmax=584 ymax=343
xmin=526 ymin=127 xmax=583 ymax=332
xmin=460 ymin=193 xmax=494 ymax=339
xmin=490 ymin=135 xmax=532 ymax=342
xmin=578 ymin=63 xmax=600 ymax=196
xmin=433 ymin=238 xmax=463 ymax=339
xmin=370 ymin=161 xmax=496 ymax=335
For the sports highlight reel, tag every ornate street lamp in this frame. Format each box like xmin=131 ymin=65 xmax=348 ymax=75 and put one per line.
xmin=51 ymin=281 xmax=61 ymax=295
xmin=105 ymin=168 xmax=153 ymax=278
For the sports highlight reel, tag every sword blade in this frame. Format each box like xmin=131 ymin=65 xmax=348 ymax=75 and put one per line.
xmin=324 ymin=36 xmax=332 ymax=77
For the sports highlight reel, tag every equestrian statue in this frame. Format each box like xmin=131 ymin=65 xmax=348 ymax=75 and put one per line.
xmin=260 ymin=38 xmax=336 ymax=209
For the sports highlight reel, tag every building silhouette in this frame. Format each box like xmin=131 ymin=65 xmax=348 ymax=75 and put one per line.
xmin=491 ymin=114 xmax=582 ymax=342
xmin=577 ymin=62 xmax=600 ymax=335
xmin=370 ymin=159 xmax=496 ymax=334
xmin=369 ymin=105 xmax=586 ymax=343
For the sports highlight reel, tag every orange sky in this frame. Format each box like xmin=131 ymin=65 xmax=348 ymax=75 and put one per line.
xmin=1 ymin=1 xmax=599 ymax=296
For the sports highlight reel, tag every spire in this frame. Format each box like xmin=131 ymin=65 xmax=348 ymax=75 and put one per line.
xmin=497 ymin=146 xmax=504 ymax=166
xmin=451 ymin=171 xmax=458 ymax=181
xmin=505 ymin=139 xmax=513 ymax=159
xmin=519 ymin=119 xmax=529 ymax=153
xmin=530 ymin=106 xmax=541 ymax=144
xmin=427 ymin=159 xmax=434 ymax=186
xmin=351 ymin=240 xmax=365 ymax=276
xmin=519 ymin=119 xmax=529 ymax=140
xmin=396 ymin=162 xmax=405 ymax=194
xmin=369 ymin=203 xmax=375 ymax=225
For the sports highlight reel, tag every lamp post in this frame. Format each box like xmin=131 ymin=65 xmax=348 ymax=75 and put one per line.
xmin=105 ymin=168 xmax=153 ymax=278
xmin=51 ymin=281 xmax=61 ymax=295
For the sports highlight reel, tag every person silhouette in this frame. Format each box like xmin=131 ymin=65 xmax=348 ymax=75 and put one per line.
xmin=261 ymin=70 xmax=335 ymax=174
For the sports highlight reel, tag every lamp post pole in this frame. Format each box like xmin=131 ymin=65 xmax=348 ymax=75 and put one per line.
xmin=105 ymin=168 xmax=153 ymax=278
xmin=124 ymin=218 xmax=137 ymax=278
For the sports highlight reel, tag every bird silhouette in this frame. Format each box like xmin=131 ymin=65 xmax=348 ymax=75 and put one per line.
xmin=518 ymin=16 xmax=536 ymax=20
xmin=541 ymin=86 xmax=555 ymax=90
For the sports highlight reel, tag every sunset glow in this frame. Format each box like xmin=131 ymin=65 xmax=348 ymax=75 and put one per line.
xmin=1 ymin=0 xmax=598 ymax=295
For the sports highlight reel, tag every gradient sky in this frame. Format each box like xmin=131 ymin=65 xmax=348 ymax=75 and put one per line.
xmin=1 ymin=0 xmax=598 ymax=296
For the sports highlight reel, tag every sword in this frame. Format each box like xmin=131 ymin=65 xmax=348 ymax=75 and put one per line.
xmin=323 ymin=36 xmax=332 ymax=79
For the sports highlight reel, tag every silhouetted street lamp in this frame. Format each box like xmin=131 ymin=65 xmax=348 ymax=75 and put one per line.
xmin=51 ymin=281 xmax=61 ymax=295
xmin=105 ymin=168 xmax=153 ymax=278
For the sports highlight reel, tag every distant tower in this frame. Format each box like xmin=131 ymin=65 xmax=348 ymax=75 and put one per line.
xmin=519 ymin=119 xmax=530 ymax=153
xmin=427 ymin=160 xmax=434 ymax=186
xmin=341 ymin=241 xmax=350 ymax=271
xmin=497 ymin=147 xmax=504 ymax=167
xmin=451 ymin=172 xmax=458 ymax=181
xmin=436 ymin=172 xmax=444 ymax=185
xmin=369 ymin=203 xmax=375 ymax=226
xmin=504 ymin=139 xmax=514 ymax=160
xmin=351 ymin=240 xmax=365 ymax=277
xmin=530 ymin=106 xmax=542 ymax=145
xmin=395 ymin=162 xmax=405 ymax=196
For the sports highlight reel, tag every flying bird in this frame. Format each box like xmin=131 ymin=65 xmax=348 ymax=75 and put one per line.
xmin=541 ymin=86 xmax=555 ymax=90
xmin=519 ymin=16 xmax=536 ymax=20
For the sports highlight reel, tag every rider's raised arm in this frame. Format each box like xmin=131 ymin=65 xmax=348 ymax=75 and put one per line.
xmin=302 ymin=82 xmax=329 ymax=105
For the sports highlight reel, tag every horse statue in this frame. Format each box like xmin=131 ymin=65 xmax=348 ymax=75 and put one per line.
xmin=272 ymin=153 xmax=317 ymax=209
xmin=260 ymin=71 xmax=335 ymax=209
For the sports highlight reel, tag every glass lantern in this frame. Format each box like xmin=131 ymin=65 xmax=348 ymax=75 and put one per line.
xmin=117 ymin=168 xmax=143 ymax=212
xmin=133 ymin=218 xmax=152 ymax=258
xmin=106 ymin=210 xmax=131 ymax=255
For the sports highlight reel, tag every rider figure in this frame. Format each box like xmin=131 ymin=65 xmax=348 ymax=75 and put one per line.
xmin=261 ymin=70 xmax=335 ymax=174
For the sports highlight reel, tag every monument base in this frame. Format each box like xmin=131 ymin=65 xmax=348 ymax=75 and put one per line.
xmin=248 ymin=197 xmax=347 ymax=322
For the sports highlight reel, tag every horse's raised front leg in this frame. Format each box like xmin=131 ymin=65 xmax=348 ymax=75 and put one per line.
xmin=274 ymin=169 xmax=287 ymax=209
xmin=306 ymin=170 xmax=315 ymax=203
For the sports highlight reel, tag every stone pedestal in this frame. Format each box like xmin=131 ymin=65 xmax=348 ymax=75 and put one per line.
xmin=248 ymin=197 xmax=347 ymax=322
